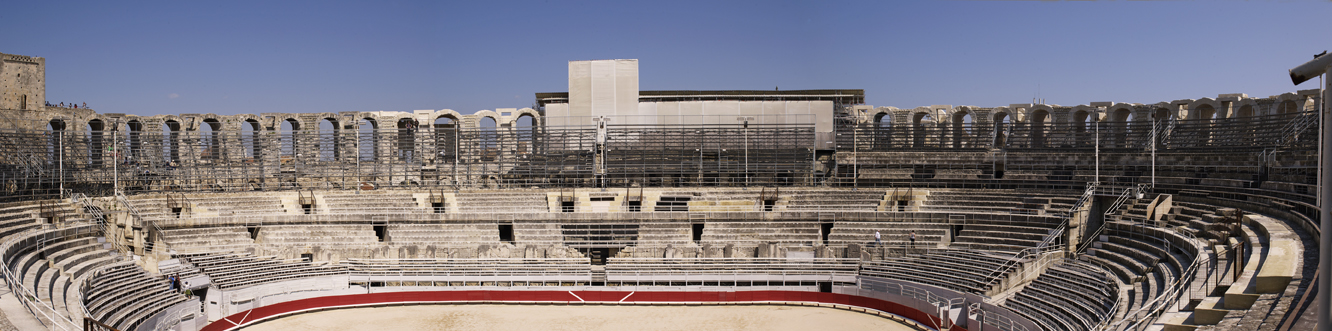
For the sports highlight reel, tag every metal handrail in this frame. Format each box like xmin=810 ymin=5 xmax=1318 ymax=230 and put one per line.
xmin=1105 ymin=226 xmax=1204 ymax=330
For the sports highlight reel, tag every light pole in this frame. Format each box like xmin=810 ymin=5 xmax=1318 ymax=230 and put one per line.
xmin=1288 ymin=50 xmax=1331 ymax=331
xmin=738 ymin=116 xmax=754 ymax=188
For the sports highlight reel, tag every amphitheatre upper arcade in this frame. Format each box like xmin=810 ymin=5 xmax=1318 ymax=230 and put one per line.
xmin=0 ymin=53 xmax=1325 ymax=331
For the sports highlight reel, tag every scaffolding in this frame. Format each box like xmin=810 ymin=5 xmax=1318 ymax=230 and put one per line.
xmin=0 ymin=115 xmax=817 ymax=198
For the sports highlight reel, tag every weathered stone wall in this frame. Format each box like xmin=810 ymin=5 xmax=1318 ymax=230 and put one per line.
xmin=0 ymin=52 xmax=44 ymax=111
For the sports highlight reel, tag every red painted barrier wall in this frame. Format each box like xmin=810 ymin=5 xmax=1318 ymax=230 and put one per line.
xmin=201 ymin=290 xmax=967 ymax=331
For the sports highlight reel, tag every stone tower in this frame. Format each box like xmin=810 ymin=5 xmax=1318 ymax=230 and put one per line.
xmin=0 ymin=52 xmax=45 ymax=111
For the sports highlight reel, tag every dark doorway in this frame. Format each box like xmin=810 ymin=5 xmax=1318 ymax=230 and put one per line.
xmin=820 ymin=223 xmax=833 ymax=245
xmin=691 ymin=223 xmax=704 ymax=243
xmin=373 ymin=225 xmax=387 ymax=242
xmin=498 ymin=224 xmax=514 ymax=243
xmin=587 ymin=247 xmax=617 ymax=265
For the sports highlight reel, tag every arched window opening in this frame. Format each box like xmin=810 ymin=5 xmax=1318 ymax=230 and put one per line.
xmin=1112 ymin=109 xmax=1132 ymax=148
xmin=87 ymin=119 xmax=105 ymax=167
xmin=993 ymin=113 xmax=1010 ymax=147
xmin=359 ymin=118 xmax=377 ymax=161
xmin=201 ymin=119 xmax=221 ymax=160
xmin=1030 ymin=110 xmax=1050 ymax=148
xmin=516 ymin=114 xmax=535 ymax=155
xmin=1073 ymin=111 xmax=1090 ymax=133
xmin=319 ymin=118 xmax=339 ymax=162
xmin=434 ymin=116 xmax=457 ymax=162
xmin=164 ymin=120 xmax=181 ymax=163
xmin=1236 ymin=105 xmax=1254 ymax=118
xmin=952 ymin=112 xmax=973 ymax=148
xmin=241 ymin=119 xmax=260 ymax=161
xmin=478 ymin=117 xmax=498 ymax=161
xmin=1277 ymin=100 xmax=1299 ymax=118
xmin=396 ymin=118 xmax=418 ymax=161
xmin=126 ymin=120 xmax=143 ymax=163
xmin=1196 ymin=105 xmax=1217 ymax=121
xmin=47 ymin=119 xmax=67 ymax=165
xmin=873 ymin=112 xmax=892 ymax=150
xmin=912 ymin=112 xmax=931 ymax=148
xmin=280 ymin=119 xmax=299 ymax=161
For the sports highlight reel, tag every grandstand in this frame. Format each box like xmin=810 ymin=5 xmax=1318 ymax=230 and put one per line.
xmin=0 ymin=52 xmax=1324 ymax=331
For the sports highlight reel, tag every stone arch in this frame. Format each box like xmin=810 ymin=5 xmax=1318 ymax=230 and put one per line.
xmin=1188 ymin=99 xmax=1223 ymax=120
xmin=433 ymin=114 xmax=460 ymax=162
xmin=241 ymin=118 xmax=261 ymax=160
xmin=951 ymin=110 xmax=975 ymax=148
xmin=1236 ymin=104 xmax=1255 ymax=118
xmin=396 ymin=117 xmax=419 ymax=161
xmin=477 ymin=115 xmax=499 ymax=161
xmin=201 ymin=118 xmax=222 ymax=160
xmin=515 ymin=113 xmax=536 ymax=155
xmin=1028 ymin=107 xmax=1052 ymax=148
xmin=87 ymin=118 xmax=106 ymax=167
xmin=911 ymin=110 xmax=933 ymax=148
xmin=126 ymin=119 xmax=143 ymax=161
xmin=871 ymin=108 xmax=893 ymax=150
xmin=318 ymin=117 xmax=340 ymax=162
xmin=280 ymin=118 xmax=300 ymax=159
xmin=1109 ymin=106 xmax=1134 ymax=148
xmin=992 ymin=110 xmax=1011 ymax=147
xmin=163 ymin=119 xmax=182 ymax=163
xmin=47 ymin=119 xmax=67 ymax=165
xmin=358 ymin=117 xmax=378 ymax=161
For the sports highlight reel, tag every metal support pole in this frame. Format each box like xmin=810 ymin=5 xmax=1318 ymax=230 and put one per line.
xmin=1319 ymin=66 xmax=1331 ymax=331
xmin=58 ymin=128 xmax=63 ymax=196
xmin=113 ymin=119 xmax=119 ymax=195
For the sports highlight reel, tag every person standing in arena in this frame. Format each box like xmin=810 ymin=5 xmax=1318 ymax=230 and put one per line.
xmin=910 ymin=231 xmax=916 ymax=248
xmin=874 ymin=230 xmax=881 ymax=247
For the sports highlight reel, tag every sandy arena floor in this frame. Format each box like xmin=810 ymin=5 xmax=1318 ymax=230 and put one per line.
xmin=238 ymin=304 xmax=918 ymax=331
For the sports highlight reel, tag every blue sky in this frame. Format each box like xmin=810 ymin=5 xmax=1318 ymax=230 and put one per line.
xmin=2 ymin=1 xmax=1328 ymax=116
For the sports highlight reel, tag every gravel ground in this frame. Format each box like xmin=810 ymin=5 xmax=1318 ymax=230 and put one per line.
xmin=239 ymin=304 xmax=916 ymax=331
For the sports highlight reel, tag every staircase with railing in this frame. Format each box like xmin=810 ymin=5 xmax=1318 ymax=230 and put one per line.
xmin=1275 ymin=111 xmax=1317 ymax=147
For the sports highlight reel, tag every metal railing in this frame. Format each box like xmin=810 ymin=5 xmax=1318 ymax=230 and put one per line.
xmin=1104 ymin=226 xmax=1204 ymax=331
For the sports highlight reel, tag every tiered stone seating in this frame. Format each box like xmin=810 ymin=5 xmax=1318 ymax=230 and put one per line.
xmin=827 ymin=220 xmax=948 ymax=247
xmin=634 ymin=220 xmax=693 ymax=246
xmin=686 ymin=190 xmax=759 ymax=212
xmin=1003 ymin=261 xmax=1117 ymax=331
xmin=699 ymin=220 xmax=819 ymax=245
xmin=386 ymin=223 xmax=498 ymax=246
xmin=184 ymin=253 xmax=346 ymax=290
xmin=513 ymin=221 xmax=562 ymax=245
xmin=920 ymin=190 xmax=1031 ymax=213
xmin=160 ymin=226 xmax=257 ymax=253
xmin=605 ymin=258 xmax=858 ymax=285
xmin=455 ymin=191 xmax=548 ymax=213
xmin=257 ymin=224 xmax=379 ymax=246
xmin=951 ymin=214 xmax=1063 ymax=252
xmin=10 ymin=227 xmax=119 ymax=320
xmin=344 ymin=258 xmax=592 ymax=286
xmin=0 ymin=202 xmax=61 ymax=239
xmin=187 ymin=194 xmax=288 ymax=217
xmin=83 ymin=262 xmax=189 ymax=331
xmin=1168 ymin=211 xmax=1304 ymax=329
xmin=779 ymin=189 xmax=885 ymax=211
xmin=860 ymin=250 xmax=1017 ymax=295
xmin=320 ymin=192 xmax=425 ymax=214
